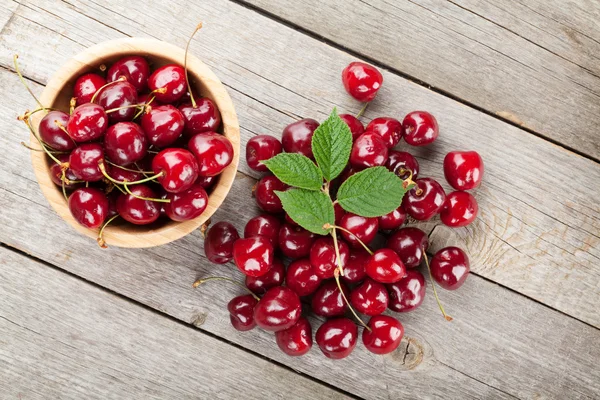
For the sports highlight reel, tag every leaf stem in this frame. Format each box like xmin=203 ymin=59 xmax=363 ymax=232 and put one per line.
xmin=192 ymin=276 xmax=260 ymax=301
xmin=423 ymin=246 xmax=453 ymax=321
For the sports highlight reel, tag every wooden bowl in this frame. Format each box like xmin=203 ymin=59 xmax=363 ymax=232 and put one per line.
xmin=29 ymin=38 xmax=240 ymax=248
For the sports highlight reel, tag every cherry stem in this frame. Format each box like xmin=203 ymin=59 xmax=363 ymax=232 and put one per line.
xmin=97 ymin=214 xmax=119 ymax=248
xmin=98 ymin=161 xmax=164 ymax=187
xmin=20 ymin=142 xmax=67 ymax=153
xmin=105 ymin=103 xmax=146 ymax=114
xmin=324 ymin=224 xmax=373 ymax=255
xmin=330 ymin=227 xmax=345 ymax=276
xmin=105 ymin=159 xmax=154 ymax=174
xmin=13 ymin=55 xmax=46 ymax=112
xmin=422 ymin=247 xmax=453 ymax=322
xmin=334 ymin=272 xmax=371 ymax=332
xmin=192 ymin=276 xmax=260 ymax=301
xmin=123 ymin=183 xmax=170 ymax=203
xmin=90 ymin=76 xmax=126 ymax=104
xmin=184 ymin=22 xmax=203 ymax=108
xmin=69 ymin=97 xmax=76 ymax=114
xmin=61 ymin=169 xmax=68 ymax=202
xmin=199 ymin=219 xmax=211 ymax=238
xmin=356 ymin=102 xmax=369 ymax=119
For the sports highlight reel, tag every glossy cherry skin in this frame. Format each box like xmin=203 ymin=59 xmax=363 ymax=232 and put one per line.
xmin=68 ymin=187 xmax=109 ymax=229
xmin=275 ymin=317 xmax=312 ymax=356
xmin=281 ymin=118 xmax=319 ymax=159
xmin=38 ymin=111 xmax=75 ymax=151
xmin=49 ymin=155 xmax=80 ymax=190
xmin=73 ymin=73 xmax=106 ymax=106
xmin=107 ymin=164 xmax=143 ymax=183
xmin=152 ymin=148 xmax=199 ymax=193
xmin=278 ymin=223 xmax=316 ymax=259
xmin=402 ymin=111 xmax=439 ymax=146
xmin=67 ymin=103 xmax=108 ymax=142
xmin=286 ymin=258 xmax=322 ymax=297
xmin=104 ymin=122 xmax=148 ymax=166
xmin=387 ymin=270 xmax=426 ymax=312
xmin=246 ymin=135 xmax=283 ymax=172
xmin=366 ymin=248 xmax=407 ymax=284
xmin=350 ymin=132 xmax=388 ymax=170
xmin=350 ymin=278 xmax=389 ymax=316
xmin=196 ymin=175 xmax=217 ymax=190
xmin=204 ymin=221 xmax=240 ymax=264
xmin=244 ymin=214 xmax=281 ymax=249
xmin=386 ymin=150 xmax=419 ymax=180
xmin=401 ymin=178 xmax=446 ymax=221
xmin=245 ymin=258 xmax=285 ymax=295
xmin=443 ymin=150 xmax=484 ymax=191
xmin=227 ymin=294 xmax=258 ymax=331
xmin=378 ymin=205 xmax=407 ymax=231
xmin=188 ymin=132 xmax=234 ymax=177
xmin=441 ymin=191 xmax=478 ymax=227
xmin=163 ymin=183 xmax=208 ymax=221
xmin=116 ymin=184 xmax=161 ymax=225
xmin=341 ymin=249 xmax=369 ymax=284
xmin=253 ymin=286 xmax=302 ymax=332
xmin=311 ymin=280 xmax=350 ymax=317
xmin=69 ymin=143 xmax=104 ymax=182
xmin=430 ymin=247 xmax=470 ymax=290
xmin=366 ymin=117 xmax=402 ymax=148
xmin=315 ymin=317 xmax=358 ymax=359
xmin=339 ymin=213 xmax=379 ymax=248
xmin=310 ymin=237 xmax=350 ymax=279
xmin=387 ymin=227 xmax=429 ymax=268
xmin=362 ymin=315 xmax=404 ymax=355
xmin=96 ymin=81 xmax=138 ymax=123
xmin=147 ymin=64 xmax=187 ymax=103
xmin=342 ymin=62 xmax=383 ymax=102
xmin=107 ymin=56 xmax=150 ymax=92
xmin=179 ymin=98 xmax=221 ymax=137
xmin=254 ymin=176 xmax=289 ymax=213
xmin=233 ymin=236 xmax=274 ymax=277
xmin=140 ymin=105 xmax=185 ymax=148
xmin=339 ymin=113 xmax=364 ymax=141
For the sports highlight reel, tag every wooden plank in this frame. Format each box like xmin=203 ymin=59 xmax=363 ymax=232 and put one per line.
xmin=244 ymin=0 xmax=600 ymax=160
xmin=0 ymin=247 xmax=348 ymax=400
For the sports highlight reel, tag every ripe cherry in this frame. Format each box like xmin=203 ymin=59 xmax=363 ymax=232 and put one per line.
xmin=402 ymin=111 xmax=438 ymax=146
xmin=188 ymin=132 xmax=234 ymax=177
xmin=387 ymin=227 xmax=429 ymax=268
xmin=67 ymin=103 xmax=108 ymax=142
xmin=275 ymin=317 xmax=312 ymax=356
xmin=286 ymin=258 xmax=322 ymax=297
xmin=401 ymin=178 xmax=446 ymax=220
xmin=179 ymin=98 xmax=221 ymax=137
xmin=107 ymin=56 xmax=150 ymax=92
xmin=281 ymin=118 xmax=319 ymax=159
xmin=309 ymin=236 xmax=350 ymax=279
xmin=386 ymin=150 xmax=419 ymax=180
xmin=315 ymin=317 xmax=358 ymax=359
xmin=245 ymin=258 xmax=285 ymax=295
xmin=107 ymin=164 xmax=143 ymax=183
xmin=116 ymin=184 xmax=161 ymax=225
xmin=95 ymin=81 xmax=139 ymax=123
xmin=341 ymin=61 xmax=383 ymax=102
xmin=378 ymin=205 xmax=406 ymax=231
xmin=253 ymin=286 xmax=301 ymax=332
xmin=254 ymin=175 xmax=288 ymax=213
xmin=443 ymin=150 xmax=484 ymax=191
xmin=350 ymin=278 xmax=389 ymax=316
xmin=196 ymin=175 xmax=217 ymax=190
xmin=243 ymin=214 xmax=281 ymax=248
xmin=440 ymin=191 xmax=478 ymax=227
xmin=162 ymin=183 xmax=208 ymax=221
xmin=334 ymin=202 xmax=345 ymax=224
xmin=350 ymin=132 xmax=388 ymax=170
xmin=152 ymin=148 xmax=199 ymax=193
xmin=339 ymin=113 xmax=364 ymax=141
xmin=233 ymin=236 xmax=274 ymax=277
xmin=311 ymin=280 xmax=350 ymax=317
xmin=73 ymin=73 xmax=106 ymax=106
xmin=278 ymin=223 xmax=316 ymax=259
xmin=362 ymin=315 xmax=404 ymax=355
xmin=366 ymin=248 xmax=406 ymax=283
xmin=69 ymin=143 xmax=104 ymax=182
xmin=246 ymin=135 xmax=282 ymax=172
xmin=147 ymin=64 xmax=187 ymax=103
xmin=104 ymin=122 xmax=148 ymax=166
xmin=339 ymin=213 xmax=378 ymax=248
xmin=49 ymin=155 xmax=80 ymax=190
xmin=68 ymin=187 xmax=108 ymax=229
xmin=204 ymin=221 xmax=239 ymax=264
xmin=38 ymin=111 xmax=75 ymax=151
xmin=366 ymin=117 xmax=402 ymax=148
xmin=341 ymin=249 xmax=369 ymax=284
xmin=227 ymin=294 xmax=258 ymax=331
xmin=140 ymin=105 xmax=185 ymax=148
xmin=387 ymin=270 xmax=426 ymax=312
xmin=430 ymin=247 xmax=470 ymax=290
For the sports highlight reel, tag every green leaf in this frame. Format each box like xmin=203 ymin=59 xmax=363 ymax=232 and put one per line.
xmin=311 ymin=108 xmax=353 ymax=181
xmin=275 ymin=189 xmax=334 ymax=235
xmin=263 ymin=153 xmax=323 ymax=191
xmin=337 ymin=167 xmax=407 ymax=217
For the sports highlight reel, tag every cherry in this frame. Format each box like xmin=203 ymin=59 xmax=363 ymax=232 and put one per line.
xmin=430 ymin=247 xmax=470 ymax=290
xmin=116 ymin=184 xmax=161 ymax=225
xmin=107 ymin=164 xmax=143 ymax=183
xmin=152 ymin=148 xmax=199 ymax=193
xmin=73 ymin=73 xmax=106 ymax=106
xmin=163 ymin=183 xmax=208 ymax=221
xmin=107 ymin=191 xmax=119 ymax=218
xmin=38 ymin=111 xmax=75 ymax=151
xmin=311 ymin=280 xmax=350 ymax=317
xmin=387 ymin=270 xmax=426 ymax=312
xmin=281 ymin=118 xmax=319 ymax=159
xmin=69 ymin=143 xmax=104 ymax=182
xmin=233 ymin=236 xmax=274 ymax=277
xmin=350 ymin=132 xmax=388 ymax=170
xmin=341 ymin=61 xmax=383 ymax=102
xmin=339 ymin=213 xmax=378 ymax=248
xmin=49 ymin=155 xmax=80 ymax=190
xmin=227 ymin=294 xmax=258 ymax=331
xmin=378 ymin=205 xmax=406 ymax=231
xmin=402 ymin=111 xmax=438 ymax=146
xmin=334 ymin=202 xmax=345 ymax=224
xmin=147 ymin=64 xmax=187 ymax=103
xmin=362 ymin=315 xmax=404 ymax=355
xmin=350 ymin=278 xmax=389 ymax=316
xmin=401 ymin=178 xmax=446 ymax=220
xmin=179 ymin=98 xmax=221 ymax=137
xmin=278 ymin=223 xmax=316 ymax=259
xmin=104 ymin=122 xmax=148 ymax=166
xmin=339 ymin=166 xmax=357 ymax=184
xmin=443 ymin=150 xmax=484 ymax=191
xmin=188 ymin=132 xmax=234 ymax=177
xmin=68 ymin=187 xmax=109 ymax=229
xmin=140 ymin=105 xmax=185 ymax=148
xmin=366 ymin=248 xmax=406 ymax=284
xmin=95 ymin=81 xmax=138 ymax=123
xmin=309 ymin=236 xmax=350 ymax=279
xmin=67 ymin=103 xmax=108 ymax=142
xmin=387 ymin=227 xmax=429 ymax=268
xmin=440 ymin=191 xmax=478 ymax=227
xmin=253 ymin=286 xmax=301 ymax=332
xmin=386 ymin=150 xmax=419 ymax=180
xmin=339 ymin=113 xmax=364 ymax=141
xmin=315 ymin=317 xmax=358 ymax=359
xmin=246 ymin=135 xmax=282 ymax=172
xmin=366 ymin=117 xmax=402 ymax=148
xmin=196 ymin=175 xmax=217 ymax=190
xmin=107 ymin=56 xmax=150 ymax=92
xmin=204 ymin=221 xmax=239 ymax=264
xmin=285 ymin=258 xmax=322 ymax=297
xmin=341 ymin=249 xmax=369 ymax=284
xmin=243 ymin=214 xmax=281 ymax=248
xmin=254 ymin=175 xmax=288 ymax=213
xmin=275 ymin=317 xmax=312 ymax=356
xmin=245 ymin=258 xmax=285 ymax=295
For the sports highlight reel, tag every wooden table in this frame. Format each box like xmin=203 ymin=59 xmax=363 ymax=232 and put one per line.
xmin=1 ymin=1 xmax=599 ymax=398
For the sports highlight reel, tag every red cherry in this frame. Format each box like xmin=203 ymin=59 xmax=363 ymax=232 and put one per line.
xmin=196 ymin=175 xmax=218 ymax=190
xmin=339 ymin=213 xmax=378 ymax=248
xmin=49 ymin=155 xmax=80 ymax=190
xmin=107 ymin=191 xmax=119 ymax=218
xmin=140 ymin=105 xmax=185 ymax=148
xmin=341 ymin=62 xmax=383 ymax=102
xmin=401 ymin=178 xmax=446 ymax=220
xmin=104 ymin=122 xmax=148 ymax=166
xmin=179 ymin=98 xmax=221 ymax=137
xmin=116 ymin=184 xmax=161 ymax=225
xmin=39 ymin=111 xmax=75 ymax=151
xmin=402 ymin=111 xmax=438 ymax=146
xmin=430 ymin=247 xmax=470 ymax=290
xmin=378 ymin=205 xmax=406 ymax=231
xmin=315 ymin=317 xmax=358 ymax=359
xmin=73 ymin=73 xmax=106 ymax=106
xmin=386 ymin=150 xmax=419 ymax=180
xmin=69 ymin=143 xmax=104 ymax=182
xmin=350 ymin=278 xmax=389 ymax=316
xmin=275 ymin=317 xmax=312 ymax=356
xmin=339 ymin=113 xmax=364 ymax=141
xmin=254 ymin=175 xmax=288 ymax=213
xmin=107 ymin=56 xmax=150 ymax=92
xmin=443 ymin=150 xmax=484 ymax=191
xmin=152 ymin=148 xmax=199 ymax=193
xmin=362 ymin=315 xmax=404 ymax=355
xmin=309 ymin=236 xmax=350 ymax=279
xmin=281 ymin=118 xmax=319 ymax=159
xmin=285 ymin=258 xmax=322 ymax=297
xmin=204 ymin=221 xmax=239 ymax=264
xmin=311 ymin=280 xmax=350 ymax=317
xmin=163 ymin=183 xmax=208 ymax=221
xmin=253 ymin=286 xmax=301 ymax=332
xmin=96 ymin=81 xmax=138 ymax=123
xmin=245 ymin=259 xmax=285 ymax=295
xmin=366 ymin=117 xmax=402 ymax=148
xmin=366 ymin=248 xmax=406 ymax=283
xmin=341 ymin=249 xmax=369 ymax=284
xmin=334 ymin=202 xmax=345 ymax=224
xmin=440 ymin=191 xmax=478 ymax=227
xmin=188 ymin=132 xmax=234 ymax=177
xmin=246 ymin=135 xmax=282 ymax=172
xmin=387 ymin=227 xmax=429 ymax=268
xmin=227 ymin=294 xmax=258 ymax=331
xmin=387 ymin=270 xmax=426 ymax=312
xmin=243 ymin=214 xmax=281 ymax=249
xmin=350 ymin=132 xmax=388 ymax=170
xmin=278 ymin=223 xmax=316 ymax=259
xmin=147 ymin=64 xmax=187 ymax=103
xmin=67 ymin=103 xmax=108 ymax=142
xmin=68 ymin=187 xmax=108 ymax=229
xmin=106 ymin=164 xmax=144 ymax=183
xmin=233 ymin=236 xmax=274 ymax=277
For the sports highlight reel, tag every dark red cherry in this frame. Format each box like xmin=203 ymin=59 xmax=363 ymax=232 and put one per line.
xmin=246 ymin=135 xmax=282 ymax=172
xmin=440 ymin=191 xmax=478 ymax=227
xmin=286 ymin=258 xmax=322 ymax=297
xmin=152 ymin=148 xmax=199 ymax=193
xmin=69 ymin=143 xmax=104 ymax=182
xmin=430 ymin=247 xmax=470 ymax=290
xmin=316 ymin=317 xmax=358 ymax=359
xmin=107 ymin=191 xmax=119 ymax=218
xmin=350 ymin=278 xmax=389 ymax=316
xmin=387 ymin=227 xmax=429 ymax=268
xmin=107 ymin=56 xmax=150 ymax=92
xmin=362 ymin=315 xmax=404 ymax=355
xmin=68 ymin=187 xmax=109 ymax=229
xmin=255 ymin=176 xmax=289 ymax=213
xmin=311 ymin=280 xmax=350 ymax=317
xmin=387 ymin=270 xmax=426 ymax=312
xmin=339 ymin=213 xmax=378 ymax=248
xmin=278 ymin=223 xmax=316 ymax=259
xmin=443 ymin=150 xmax=484 ymax=191
xmin=339 ymin=113 xmax=364 ymax=141
xmin=196 ymin=175 xmax=217 ymax=190
xmin=67 ymin=103 xmax=108 ymax=142
xmin=284 ymin=212 xmax=299 ymax=226
xmin=378 ymin=205 xmax=406 ymax=231
xmin=179 ymin=98 xmax=221 ymax=137
xmin=116 ymin=184 xmax=161 ymax=225
xmin=73 ymin=73 xmax=106 ymax=106
xmin=38 ymin=111 xmax=75 ymax=151
xmin=104 ymin=122 xmax=148 ymax=166
xmin=140 ymin=105 xmax=185 ymax=148
xmin=106 ymin=164 xmax=143 ymax=183
xmin=245 ymin=258 xmax=285 ymax=295
xmin=339 ymin=166 xmax=357 ymax=184
xmin=350 ymin=132 xmax=388 ymax=170
xmin=341 ymin=61 xmax=383 ymax=102
xmin=334 ymin=202 xmax=345 ymax=224
xmin=204 ymin=221 xmax=239 ymax=264
xmin=309 ymin=236 xmax=350 ymax=279
xmin=401 ymin=178 xmax=446 ymax=220
xmin=253 ymin=286 xmax=301 ymax=332
xmin=402 ymin=111 xmax=438 ymax=146
xmin=386 ymin=150 xmax=419 ymax=180
xmin=49 ymin=154 xmax=80 ymax=190
xmin=188 ymin=132 xmax=234 ymax=177
xmin=163 ymin=183 xmax=208 ymax=221
xmin=366 ymin=248 xmax=406 ymax=284
xmin=244 ymin=214 xmax=281 ymax=248
xmin=281 ymin=118 xmax=319 ymax=159
xmin=366 ymin=117 xmax=402 ymax=148
xmin=96 ymin=81 xmax=138 ymax=123
xmin=275 ymin=317 xmax=312 ymax=356
xmin=233 ymin=236 xmax=274 ymax=277
xmin=341 ymin=249 xmax=369 ymax=284
xmin=147 ymin=64 xmax=187 ymax=103
xmin=227 ymin=294 xmax=258 ymax=331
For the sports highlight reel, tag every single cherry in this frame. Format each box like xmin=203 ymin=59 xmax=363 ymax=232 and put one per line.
xmin=366 ymin=248 xmax=406 ymax=284
xmin=204 ymin=221 xmax=239 ymax=264
xmin=339 ymin=213 xmax=378 ymax=248
xmin=286 ymin=258 xmax=322 ymax=297
xmin=104 ymin=122 xmax=148 ymax=166
xmin=310 ymin=236 xmax=350 ymax=279
xmin=163 ymin=183 xmax=208 ymax=221
xmin=140 ymin=105 xmax=185 ymax=148
xmin=227 ymin=294 xmax=258 ymax=331
xmin=196 ymin=175 xmax=217 ymax=190
xmin=107 ymin=56 xmax=150 ymax=92
xmin=244 ymin=214 xmax=281 ymax=248
xmin=147 ymin=64 xmax=187 ymax=103
xmin=281 ymin=118 xmax=319 ymax=159
xmin=366 ymin=117 xmax=402 ymax=148
xmin=68 ymin=187 xmax=108 ymax=229
xmin=246 ymin=135 xmax=282 ymax=172
xmin=255 ymin=176 xmax=289 ymax=213
xmin=49 ymin=155 xmax=80 ymax=190
xmin=387 ymin=227 xmax=429 ymax=268
xmin=341 ymin=61 xmax=383 ymax=102
xmin=350 ymin=278 xmax=389 ymax=316
xmin=378 ymin=205 xmax=406 ymax=231
xmin=430 ymin=247 xmax=470 ymax=290
xmin=341 ymin=249 xmax=369 ymax=284
xmin=278 ymin=223 xmax=316 ymax=259
xmin=253 ymin=286 xmax=301 ymax=332
xmin=275 ymin=317 xmax=312 ymax=356
xmin=387 ymin=270 xmax=426 ymax=312
xmin=386 ymin=150 xmax=419 ymax=180
xmin=188 ymin=132 xmax=234 ymax=177
xmin=73 ymin=73 xmax=106 ymax=106
xmin=38 ymin=111 xmax=75 ymax=151
xmin=315 ymin=317 xmax=358 ymax=359
xmin=67 ymin=103 xmax=108 ymax=142
xmin=362 ymin=315 xmax=404 ymax=355
xmin=402 ymin=111 xmax=438 ymax=146
xmin=245 ymin=258 xmax=285 ymax=295
xmin=443 ymin=150 xmax=484 ymax=191
xmin=152 ymin=148 xmax=199 ymax=193
xmin=69 ymin=143 xmax=104 ymax=182
xmin=95 ymin=81 xmax=139 ymax=123
xmin=116 ymin=184 xmax=161 ymax=225
xmin=179 ymin=98 xmax=221 ymax=137
xmin=350 ymin=132 xmax=388 ymax=170
xmin=311 ymin=280 xmax=350 ymax=317
xmin=440 ymin=191 xmax=478 ymax=227
xmin=401 ymin=178 xmax=446 ymax=220
xmin=106 ymin=164 xmax=143 ymax=183
xmin=339 ymin=113 xmax=364 ymax=141
xmin=233 ymin=236 xmax=274 ymax=277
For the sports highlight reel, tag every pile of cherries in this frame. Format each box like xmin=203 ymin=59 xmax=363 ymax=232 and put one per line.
xmin=197 ymin=61 xmax=484 ymax=359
